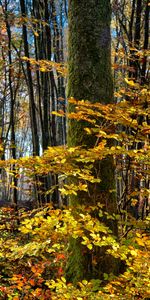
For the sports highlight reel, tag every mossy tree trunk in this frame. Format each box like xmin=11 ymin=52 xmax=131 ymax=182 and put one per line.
xmin=67 ymin=0 xmax=118 ymax=284
xmin=68 ymin=0 xmax=113 ymax=146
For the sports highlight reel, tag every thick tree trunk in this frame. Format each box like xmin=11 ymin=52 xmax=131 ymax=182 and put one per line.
xmin=67 ymin=0 xmax=118 ymax=284
xmin=67 ymin=1 xmax=113 ymax=104
xmin=68 ymin=0 xmax=115 ymax=207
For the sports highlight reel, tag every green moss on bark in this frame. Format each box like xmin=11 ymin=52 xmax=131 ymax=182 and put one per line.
xmin=67 ymin=0 xmax=113 ymax=148
xmin=67 ymin=0 xmax=113 ymax=103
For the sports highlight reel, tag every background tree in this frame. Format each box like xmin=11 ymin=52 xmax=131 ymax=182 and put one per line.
xmin=0 ymin=0 xmax=68 ymax=207
xmin=112 ymin=0 xmax=149 ymax=221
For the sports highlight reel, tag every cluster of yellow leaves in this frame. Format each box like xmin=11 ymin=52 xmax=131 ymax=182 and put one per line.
xmin=22 ymin=56 xmax=67 ymax=77
xmin=0 ymin=85 xmax=149 ymax=298
xmin=0 ymin=203 xmax=149 ymax=299
xmin=106 ymin=230 xmax=150 ymax=299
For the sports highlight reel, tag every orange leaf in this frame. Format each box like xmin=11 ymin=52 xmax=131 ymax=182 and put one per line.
xmin=29 ymin=279 xmax=35 ymax=286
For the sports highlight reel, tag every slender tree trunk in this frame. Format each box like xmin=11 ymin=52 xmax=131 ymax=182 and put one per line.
xmin=32 ymin=0 xmax=60 ymax=206
xmin=5 ymin=3 xmax=18 ymax=209
xmin=141 ymin=0 xmax=149 ymax=83
xmin=128 ymin=0 xmax=136 ymax=78
xmin=133 ymin=0 xmax=142 ymax=79
xmin=20 ymin=0 xmax=39 ymax=156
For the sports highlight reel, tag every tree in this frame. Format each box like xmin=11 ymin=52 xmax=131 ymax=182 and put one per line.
xmin=20 ymin=0 xmax=40 ymax=156
xmin=19 ymin=0 xmax=67 ymax=206
xmin=67 ymin=0 xmax=118 ymax=283
xmin=112 ymin=0 xmax=149 ymax=220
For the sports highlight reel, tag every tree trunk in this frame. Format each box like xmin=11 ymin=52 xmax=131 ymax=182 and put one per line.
xmin=5 ymin=2 xmax=18 ymax=209
xmin=67 ymin=0 xmax=118 ymax=284
xmin=141 ymin=0 xmax=149 ymax=84
xmin=20 ymin=0 xmax=40 ymax=156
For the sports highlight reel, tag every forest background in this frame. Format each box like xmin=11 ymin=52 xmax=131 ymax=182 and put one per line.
xmin=0 ymin=0 xmax=149 ymax=299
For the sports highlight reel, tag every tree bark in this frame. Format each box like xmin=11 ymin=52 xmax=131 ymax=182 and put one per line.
xmin=67 ymin=0 xmax=118 ymax=284
xmin=5 ymin=2 xmax=18 ymax=208
xmin=20 ymin=0 xmax=39 ymax=156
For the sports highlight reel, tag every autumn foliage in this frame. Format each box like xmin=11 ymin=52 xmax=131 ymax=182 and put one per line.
xmin=0 ymin=82 xmax=150 ymax=299
xmin=0 ymin=1 xmax=149 ymax=298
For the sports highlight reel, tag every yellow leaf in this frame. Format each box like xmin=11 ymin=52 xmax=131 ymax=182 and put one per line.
xmin=34 ymin=31 xmax=39 ymax=37
xmin=130 ymin=250 xmax=138 ymax=256
xmin=84 ymin=127 xmax=92 ymax=134
xmin=21 ymin=56 xmax=29 ymax=61
xmin=40 ymin=67 xmax=47 ymax=72
xmin=61 ymin=277 xmax=66 ymax=283
xmin=87 ymin=244 xmax=93 ymax=250
xmin=136 ymin=238 xmax=145 ymax=247
xmin=124 ymin=78 xmax=139 ymax=88
xmin=68 ymin=147 xmax=76 ymax=153
xmin=111 ymin=146 xmax=116 ymax=151
xmin=61 ymin=159 xmax=66 ymax=163
xmin=82 ymin=280 xmax=88 ymax=285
